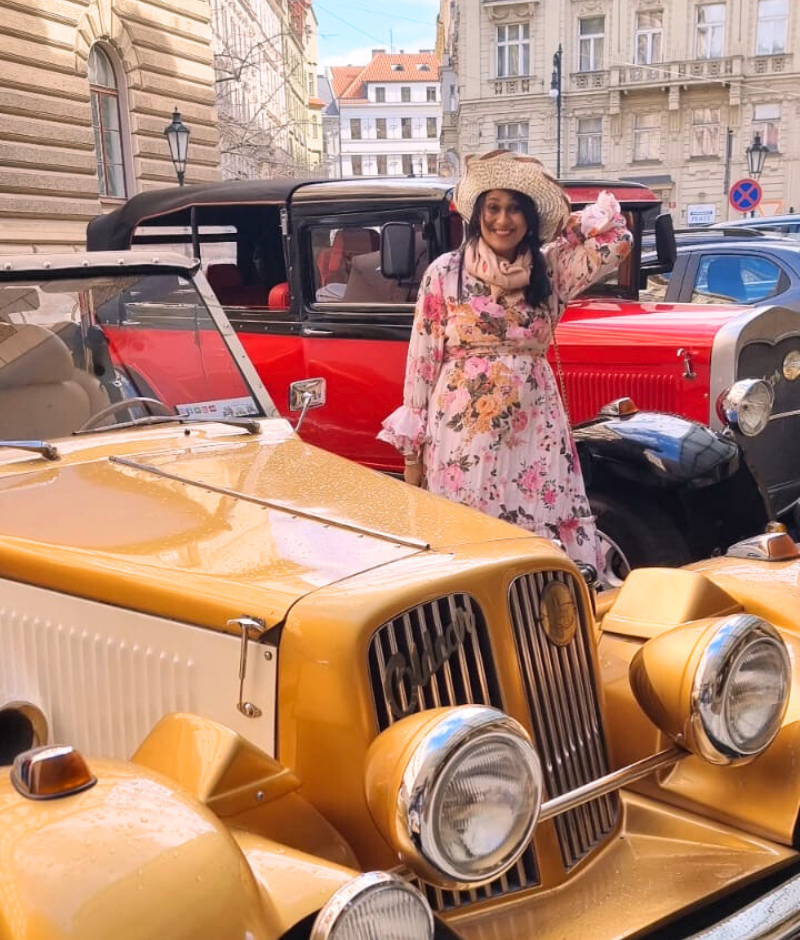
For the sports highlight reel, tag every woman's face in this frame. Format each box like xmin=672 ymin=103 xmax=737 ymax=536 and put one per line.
xmin=479 ymin=189 xmax=527 ymax=260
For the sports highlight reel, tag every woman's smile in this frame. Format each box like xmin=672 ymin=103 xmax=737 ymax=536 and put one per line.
xmin=480 ymin=189 xmax=527 ymax=260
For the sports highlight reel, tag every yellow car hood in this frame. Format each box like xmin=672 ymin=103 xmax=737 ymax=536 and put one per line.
xmin=0 ymin=421 xmax=532 ymax=630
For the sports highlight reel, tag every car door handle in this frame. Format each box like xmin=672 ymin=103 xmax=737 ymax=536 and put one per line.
xmin=303 ymin=328 xmax=334 ymax=336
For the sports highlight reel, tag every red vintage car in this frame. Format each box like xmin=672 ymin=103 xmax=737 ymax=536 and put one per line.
xmin=86 ymin=178 xmax=780 ymax=572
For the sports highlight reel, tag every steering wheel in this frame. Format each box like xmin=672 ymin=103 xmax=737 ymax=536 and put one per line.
xmin=77 ymin=397 xmax=175 ymax=432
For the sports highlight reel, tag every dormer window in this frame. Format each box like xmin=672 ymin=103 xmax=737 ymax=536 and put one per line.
xmin=417 ymin=64 xmax=430 ymax=71
xmin=392 ymin=64 xmax=405 ymax=72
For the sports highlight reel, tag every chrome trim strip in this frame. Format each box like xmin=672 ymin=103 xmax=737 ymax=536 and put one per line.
xmin=110 ymin=456 xmax=429 ymax=549
xmin=508 ymin=571 xmax=618 ymax=868
xmin=769 ymin=408 xmax=800 ymax=421
xmin=684 ymin=870 xmax=800 ymax=940
xmin=539 ymin=747 xmax=686 ymax=821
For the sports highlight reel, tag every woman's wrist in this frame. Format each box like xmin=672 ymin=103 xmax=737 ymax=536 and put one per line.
xmin=404 ymin=454 xmax=421 ymax=466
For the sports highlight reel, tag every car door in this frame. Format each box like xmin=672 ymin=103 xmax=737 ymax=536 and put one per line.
xmin=286 ymin=208 xmax=435 ymax=471
xmin=679 ymin=249 xmax=790 ymax=305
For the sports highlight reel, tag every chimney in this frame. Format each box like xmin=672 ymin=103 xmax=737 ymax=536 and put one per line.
xmin=372 ymin=48 xmax=386 ymax=56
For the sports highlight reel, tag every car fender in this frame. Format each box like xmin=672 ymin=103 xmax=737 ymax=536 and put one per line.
xmin=574 ymin=410 xmax=741 ymax=489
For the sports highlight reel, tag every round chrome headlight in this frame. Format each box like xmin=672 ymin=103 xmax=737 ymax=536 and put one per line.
xmin=717 ymin=379 xmax=774 ymax=436
xmin=311 ymin=872 xmax=433 ymax=940
xmin=398 ymin=707 xmax=542 ymax=885
xmin=692 ymin=615 xmax=790 ymax=764
xmin=784 ymin=349 xmax=800 ymax=382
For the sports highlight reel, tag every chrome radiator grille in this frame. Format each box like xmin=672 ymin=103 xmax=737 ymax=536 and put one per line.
xmin=508 ymin=570 xmax=619 ymax=869
xmin=367 ymin=576 xmax=616 ymax=909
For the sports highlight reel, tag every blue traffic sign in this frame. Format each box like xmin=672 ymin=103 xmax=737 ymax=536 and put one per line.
xmin=729 ymin=178 xmax=762 ymax=213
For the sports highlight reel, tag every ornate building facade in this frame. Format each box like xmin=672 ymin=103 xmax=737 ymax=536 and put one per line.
xmin=208 ymin=0 xmax=321 ymax=179
xmin=448 ymin=0 xmax=800 ymax=223
xmin=328 ymin=51 xmax=442 ymax=179
xmin=0 ymin=0 xmax=221 ymax=253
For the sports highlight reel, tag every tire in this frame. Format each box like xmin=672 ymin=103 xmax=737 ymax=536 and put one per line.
xmin=589 ymin=490 xmax=693 ymax=588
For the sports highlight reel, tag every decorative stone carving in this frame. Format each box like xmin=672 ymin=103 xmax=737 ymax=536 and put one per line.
xmin=484 ymin=2 xmax=537 ymax=23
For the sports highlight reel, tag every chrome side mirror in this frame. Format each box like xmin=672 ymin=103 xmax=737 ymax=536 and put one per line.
xmin=289 ymin=377 xmax=326 ymax=431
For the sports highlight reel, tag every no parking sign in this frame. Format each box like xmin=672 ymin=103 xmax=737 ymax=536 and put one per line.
xmin=729 ymin=178 xmax=762 ymax=214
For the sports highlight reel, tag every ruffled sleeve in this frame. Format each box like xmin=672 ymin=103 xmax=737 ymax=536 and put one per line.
xmin=549 ymin=191 xmax=633 ymax=305
xmin=378 ymin=258 xmax=448 ymax=457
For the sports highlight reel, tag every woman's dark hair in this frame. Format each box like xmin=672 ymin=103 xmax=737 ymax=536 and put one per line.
xmin=465 ymin=190 xmax=552 ymax=308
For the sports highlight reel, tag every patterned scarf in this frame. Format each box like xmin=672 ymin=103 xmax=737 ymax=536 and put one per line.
xmin=463 ymin=238 xmax=532 ymax=303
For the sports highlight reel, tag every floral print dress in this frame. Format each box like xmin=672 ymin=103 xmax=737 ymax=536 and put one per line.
xmin=379 ymin=200 xmax=632 ymax=570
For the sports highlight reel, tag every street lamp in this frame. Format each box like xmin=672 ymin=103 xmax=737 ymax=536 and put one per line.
xmin=745 ymin=131 xmax=769 ymax=180
xmin=164 ymin=108 xmax=190 ymax=186
xmin=549 ymin=44 xmax=563 ymax=178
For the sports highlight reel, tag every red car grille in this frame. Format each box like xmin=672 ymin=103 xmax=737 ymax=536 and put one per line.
xmin=563 ymin=371 xmax=681 ymax=424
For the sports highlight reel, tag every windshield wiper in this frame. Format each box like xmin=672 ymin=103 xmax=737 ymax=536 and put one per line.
xmin=0 ymin=440 xmax=60 ymax=461
xmin=73 ymin=414 xmax=263 ymax=435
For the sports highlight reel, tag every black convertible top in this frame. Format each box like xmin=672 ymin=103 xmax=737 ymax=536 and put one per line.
xmin=86 ymin=178 xmax=315 ymax=250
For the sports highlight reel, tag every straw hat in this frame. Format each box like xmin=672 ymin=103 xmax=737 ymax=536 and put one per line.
xmin=454 ymin=150 xmax=571 ymax=242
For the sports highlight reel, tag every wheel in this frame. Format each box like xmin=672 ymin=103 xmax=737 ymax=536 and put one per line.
xmin=589 ymin=490 xmax=693 ymax=588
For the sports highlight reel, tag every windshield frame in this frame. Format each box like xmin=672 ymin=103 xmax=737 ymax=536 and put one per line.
xmin=0 ymin=252 xmax=280 ymax=427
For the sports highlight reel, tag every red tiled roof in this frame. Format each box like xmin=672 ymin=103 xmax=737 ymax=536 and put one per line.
xmin=331 ymin=53 xmax=440 ymax=101
xmin=330 ymin=66 xmax=362 ymax=99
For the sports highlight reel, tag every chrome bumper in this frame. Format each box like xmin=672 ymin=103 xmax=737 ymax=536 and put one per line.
xmin=688 ymin=870 xmax=800 ymax=939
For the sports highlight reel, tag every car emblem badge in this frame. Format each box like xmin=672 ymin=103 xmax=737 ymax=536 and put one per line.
xmin=540 ymin=581 xmax=577 ymax=646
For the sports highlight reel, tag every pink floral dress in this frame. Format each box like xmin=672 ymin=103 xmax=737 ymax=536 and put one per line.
xmin=379 ymin=201 xmax=632 ymax=570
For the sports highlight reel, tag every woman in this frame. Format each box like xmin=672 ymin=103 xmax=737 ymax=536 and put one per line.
xmin=378 ymin=150 xmax=632 ymax=570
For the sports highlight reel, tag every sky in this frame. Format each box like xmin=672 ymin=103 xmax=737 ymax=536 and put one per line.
xmin=314 ymin=0 xmax=440 ymax=67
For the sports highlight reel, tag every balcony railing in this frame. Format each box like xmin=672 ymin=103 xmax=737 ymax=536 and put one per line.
xmin=616 ymin=56 xmax=742 ymax=87
xmin=491 ymin=76 xmax=534 ymax=95
xmin=570 ymin=70 xmax=609 ymax=91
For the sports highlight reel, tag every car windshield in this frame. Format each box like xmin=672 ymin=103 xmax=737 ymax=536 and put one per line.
xmin=0 ymin=269 xmax=272 ymax=442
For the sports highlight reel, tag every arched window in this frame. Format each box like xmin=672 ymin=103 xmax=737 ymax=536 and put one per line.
xmin=88 ymin=45 xmax=128 ymax=198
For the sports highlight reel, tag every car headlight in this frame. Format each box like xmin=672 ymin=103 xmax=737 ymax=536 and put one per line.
xmin=365 ymin=706 xmax=542 ymax=887
xmin=311 ymin=872 xmax=433 ymax=940
xmin=692 ymin=614 xmax=790 ymax=763
xmin=717 ymin=378 xmax=774 ymax=436
xmin=784 ymin=349 xmax=800 ymax=382
xmin=631 ymin=614 xmax=791 ymax=765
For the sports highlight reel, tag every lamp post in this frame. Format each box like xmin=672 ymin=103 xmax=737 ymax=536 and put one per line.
xmin=549 ymin=44 xmax=563 ymax=178
xmin=164 ymin=108 xmax=190 ymax=186
xmin=745 ymin=131 xmax=769 ymax=180
xmin=744 ymin=131 xmax=769 ymax=218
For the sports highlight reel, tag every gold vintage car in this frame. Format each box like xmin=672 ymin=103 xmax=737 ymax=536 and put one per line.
xmin=1 ymin=252 xmax=800 ymax=940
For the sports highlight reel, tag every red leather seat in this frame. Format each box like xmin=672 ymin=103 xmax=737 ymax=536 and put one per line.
xmin=317 ymin=228 xmax=379 ymax=286
xmin=267 ymin=282 xmax=290 ymax=309
xmin=205 ymin=263 xmax=267 ymax=308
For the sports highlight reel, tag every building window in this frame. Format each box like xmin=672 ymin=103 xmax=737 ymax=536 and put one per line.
xmin=402 ymin=154 xmax=412 ymax=175
xmin=427 ymin=86 xmax=437 ymax=101
xmin=402 ymin=117 xmax=412 ymax=139
xmin=88 ymin=44 xmax=128 ymax=198
xmin=351 ymin=155 xmax=363 ymax=176
xmin=375 ymin=86 xmax=386 ymax=103
xmin=376 ymin=118 xmax=387 ymax=140
xmin=427 ymin=153 xmax=438 ymax=174
xmin=579 ymin=17 xmax=605 ymax=71
xmin=427 ymin=117 xmax=437 ymax=137
xmin=350 ymin=118 xmax=362 ymax=140
xmin=496 ymin=23 xmax=530 ymax=77
xmin=753 ymin=102 xmax=781 ymax=151
xmin=690 ymin=107 xmax=720 ymax=156
xmin=577 ymin=117 xmax=602 ymax=165
xmin=401 ymin=86 xmax=411 ymax=103
xmin=635 ymin=11 xmax=663 ymax=64
xmin=377 ymin=154 xmax=388 ymax=175
xmin=633 ymin=112 xmax=661 ymax=161
xmin=496 ymin=122 xmax=529 ymax=153
xmin=696 ymin=4 xmax=725 ymax=59
xmin=756 ymin=0 xmax=787 ymax=55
